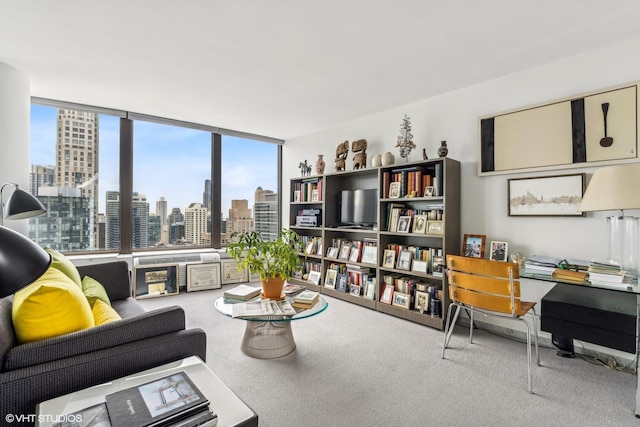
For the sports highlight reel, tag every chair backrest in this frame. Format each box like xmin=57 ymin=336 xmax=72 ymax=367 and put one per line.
xmin=446 ymin=255 xmax=522 ymax=316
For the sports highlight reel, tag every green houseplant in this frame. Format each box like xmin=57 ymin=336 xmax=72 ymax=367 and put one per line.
xmin=226 ymin=228 xmax=303 ymax=298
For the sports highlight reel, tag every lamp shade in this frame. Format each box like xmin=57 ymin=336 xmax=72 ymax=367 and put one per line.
xmin=4 ymin=187 xmax=47 ymax=220
xmin=0 ymin=226 xmax=51 ymax=298
xmin=579 ymin=163 xmax=640 ymax=212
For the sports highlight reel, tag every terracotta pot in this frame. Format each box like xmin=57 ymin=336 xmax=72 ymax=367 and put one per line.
xmin=261 ymin=275 xmax=286 ymax=299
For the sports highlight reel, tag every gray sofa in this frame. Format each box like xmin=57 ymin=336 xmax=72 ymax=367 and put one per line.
xmin=0 ymin=260 xmax=207 ymax=424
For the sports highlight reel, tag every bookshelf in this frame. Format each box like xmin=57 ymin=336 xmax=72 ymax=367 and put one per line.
xmin=288 ymin=158 xmax=460 ymax=330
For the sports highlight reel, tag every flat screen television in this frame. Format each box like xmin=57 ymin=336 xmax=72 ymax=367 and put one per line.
xmin=339 ymin=189 xmax=377 ymax=228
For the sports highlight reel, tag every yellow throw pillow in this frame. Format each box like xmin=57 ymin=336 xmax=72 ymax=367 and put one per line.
xmin=45 ymin=247 xmax=82 ymax=288
xmin=92 ymin=299 xmax=122 ymax=326
xmin=12 ymin=267 xmax=95 ymax=344
xmin=82 ymin=276 xmax=111 ymax=308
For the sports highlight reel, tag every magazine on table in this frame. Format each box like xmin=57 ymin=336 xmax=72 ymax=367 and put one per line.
xmin=232 ymin=299 xmax=296 ymax=318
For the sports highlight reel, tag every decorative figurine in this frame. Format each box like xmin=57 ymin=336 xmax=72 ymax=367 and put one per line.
xmin=335 ymin=140 xmax=349 ymax=172
xmin=422 ymin=148 xmax=428 ymax=160
xmin=315 ymin=154 xmax=326 ymax=174
xmin=351 ymin=139 xmax=368 ymax=170
xmin=438 ymin=140 xmax=449 ymax=157
xmin=298 ymin=160 xmax=312 ymax=177
xmin=396 ymin=114 xmax=416 ymax=162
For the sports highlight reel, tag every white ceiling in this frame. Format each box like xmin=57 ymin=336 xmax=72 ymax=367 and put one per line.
xmin=2 ymin=1 xmax=640 ymax=140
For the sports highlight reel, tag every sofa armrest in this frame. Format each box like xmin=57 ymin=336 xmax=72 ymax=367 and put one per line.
xmin=4 ymin=306 xmax=186 ymax=371
xmin=76 ymin=260 xmax=132 ymax=301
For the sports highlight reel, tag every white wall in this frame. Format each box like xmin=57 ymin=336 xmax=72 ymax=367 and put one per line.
xmin=282 ymin=35 xmax=640 ymax=360
xmin=0 ymin=62 xmax=30 ymax=236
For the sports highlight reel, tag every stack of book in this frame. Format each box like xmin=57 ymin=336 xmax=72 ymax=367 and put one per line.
xmin=523 ymin=255 xmax=562 ymax=278
xmin=223 ymin=284 xmax=261 ymax=303
xmin=292 ymin=290 xmax=319 ymax=309
xmin=588 ymin=260 xmax=626 ymax=287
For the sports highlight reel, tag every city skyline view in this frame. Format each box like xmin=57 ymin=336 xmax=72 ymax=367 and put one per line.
xmin=29 ymin=105 xmax=278 ymax=218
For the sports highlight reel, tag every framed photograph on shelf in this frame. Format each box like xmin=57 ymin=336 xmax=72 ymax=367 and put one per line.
xmin=396 ymin=250 xmax=413 ymax=270
xmin=308 ymin=270 xmax=322 ymax=285
xmin=396 ymin=216 xmax=411 ymax=233
xmin=326 ymin=247 xmax=339 ymax=259
xmin=411 ymin=259 xmax=428 ymax=274
xmin=134 ymin=264 xmax=179 ymax=299
xmin=424 ymin=186 xmax=435 ymax=197
xmin=414 ymin=290 xmax=430 ymax=313
xmin=186 ymin=263 xmax=221 ymax=292
xmin=412 ymin=215 xmax=428 ymax=234
xmin=349 ymin=246 xmax=361 ymax=263
xmin=305 ymin=240 xmax=316 ymax=255
xmin=336 ymin=274 xmax=349 ymax=292
xmin=380 ymin=284 xmax=394 ymax=304
xmin=392 ymin=292 xmax=411 ymax=309
xmin=361 ymin=245 xmax=378 ymax=264
xmin=338 ymin=244 xmax=352 ymax=261
xmin=364 ymin=278 xmax=376 ymax=300
xmin=349 ymin=284 xmax=361 ymax=297
xmin=489 ymin=241 xmax=509 ymax=261
xmin=311 ymin=189 xmax=320 ymax=202
xmin=293 ymin=190 xmax=301 ymax=202
xmin=324 ymin=269 xmax=337 ymax=289
xmin=462 ymin=234 xmax=486 ymax=258
xmin=382 ymin=249 xmax=396 ymax=268
xmin=426 ymin=220 xmax=444 ymax=235
xmin=389 ymin=182 xmax=401 ymax=199
xmin=507 ymin=173 xmax=586 ymax=217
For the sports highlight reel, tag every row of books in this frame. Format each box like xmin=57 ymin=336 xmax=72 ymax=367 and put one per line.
xmin=380 ymin=277 xmax=442 ymax=316
xmin=324 ymin=264 xmax=377 ymax=299
xmin=381 ymin=163 xmax=443 ymax=198
xmin=384 ymin=244 xmax=444 ymax=276
xmin=385 ymin=203 xmax=444 ymax=233
xmin=300 ymin=235 xmax=323 ymax=255
xmin=292 ymin=177 xmax=323 ymax=202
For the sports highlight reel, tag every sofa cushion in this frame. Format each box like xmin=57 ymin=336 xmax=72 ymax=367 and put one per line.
xmin=82 ymin=276 xmax=111 ymax=308
xmin=45 ymin=247 xmax=82 ymax=288
xmin=12 ymin=267 xmax=94 ymax=344
xmin=92 ymin=300 xmax=121 ymax=325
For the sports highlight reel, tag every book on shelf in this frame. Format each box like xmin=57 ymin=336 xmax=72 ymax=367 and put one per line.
xmin=294 ymin=290 xmax=319 ymax=304
xmin=105 ymin=371 xmax=213 ymax=427
xmin=223 ymin=284 xmax=261 ymax=301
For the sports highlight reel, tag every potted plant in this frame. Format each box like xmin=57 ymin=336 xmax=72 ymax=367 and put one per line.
xmin=226 ymin=228 xmax=303 ymax=298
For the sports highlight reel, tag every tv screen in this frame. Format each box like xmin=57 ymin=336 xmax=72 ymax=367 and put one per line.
xmin=340 ymin=189 xmax=377 ymax=228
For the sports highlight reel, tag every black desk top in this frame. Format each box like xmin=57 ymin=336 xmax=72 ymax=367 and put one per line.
xmin=542 ymin=283 xmax=636 ymax=316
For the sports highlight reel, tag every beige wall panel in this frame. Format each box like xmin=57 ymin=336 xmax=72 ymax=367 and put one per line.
xmin=494 ymin=102 xmax=573 ymax=171
xmin=584 ymin=86 xmax=637 ymax=162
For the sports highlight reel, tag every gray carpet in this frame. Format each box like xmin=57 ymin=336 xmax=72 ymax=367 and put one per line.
xmin=139 ymin=287 xmax=637 ymax=427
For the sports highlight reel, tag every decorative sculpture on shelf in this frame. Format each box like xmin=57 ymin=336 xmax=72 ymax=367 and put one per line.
xmin=351 ymin=139 xmax=368 ymax=170
xmin=335 ymin=140 xmax=349 ymax=172
xmin=396 ymin=114 xmax=416 ymax=162
xmin=298 ymin=160 xmax=312 ymax=177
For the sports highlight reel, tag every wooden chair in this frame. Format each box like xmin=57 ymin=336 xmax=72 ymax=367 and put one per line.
xmin=442 ymin=255 xmax=540 ymax=393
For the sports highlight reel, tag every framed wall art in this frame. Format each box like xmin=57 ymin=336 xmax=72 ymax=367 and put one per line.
xmin=221 ymin=259 xmax=248 ymax=284
xmin=186 ymin=263 xmax=221 ymax=292
xmin=462 ymin=234 xmax=486 ymax=258
xmin=134 ymin=264 xmax=179 ymax=299
xmin=508 ymin=173 xmax=585 ymax=217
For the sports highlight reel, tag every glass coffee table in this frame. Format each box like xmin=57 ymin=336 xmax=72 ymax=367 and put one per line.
xmin=215 ymin=295 xmax=328 ymax=359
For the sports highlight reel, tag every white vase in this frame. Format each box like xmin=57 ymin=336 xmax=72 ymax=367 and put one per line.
xmin=371 ymin=154 xmax=382 ymax=167
xmin=381 ymin=152 xmax=395 ymax=166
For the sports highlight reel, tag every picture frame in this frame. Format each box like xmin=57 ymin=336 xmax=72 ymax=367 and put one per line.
xmin=364 ymin=278 xmax=376 ymax=300
xmin=221 ymin=259 xmax=249 ymax=284
xmin=336 ymin=273 xmax=349 ymax=292
xmin=186 ymin=263 xmax=221 ymax=292
xmin=326 ymin=246 xmax=339 ymax=259
xmin=396 ymin=250 xmax=413 ymax=271
xmin=324 ymin=269 xmax=337 ymax=289
xmin=308 ymin=270 xmax=322 ymax=285
xmin=293 ymin=190 xmax=301 ymax=202
xmin=338 ymin=244 xmax=352 ymax=261
xmin=389 ymin=182 xmax=401 ymax=199
xmin=396 ymin=215 xmax=411 ymax=233
xmin=392 ymin=291 xmax=411 ymax=309
xmin=361 ymin=245 xmax=378 ymax=264
xmin=382 ymin=249 xmax=396 ymax=268
xmin=489 ymin=241 xmax=509 ymax=261
xmin=134 ymin=264 xmax=179 ymax=299
xmin=349 ymin=284 xmax=361 ymax=297
xmin=462 ymin=234 xmax=486 ymax=258
xmin=424 ymin=186 xmax=435 ymax=197
xmin=412 ymin=214 xmax=428 ymax=234
xmin=414 ymin=290 xmax=430 ymax=313
xmin=349 ymin=246 xmax=361 ymax=263
xmin=426 ymin=220 xmax=444 ymax=235
xmin=311 ymin=189 xmax=320 ymax=202
xmin=411 ymin=259 xmax=428 ymax=273
xmin=379 ymin=284 xmax=394 ymax=304
xmin=507 ymin=173 xmax=586 ymax=217
xmin=305 ymin=240 xmax=316 ymax=255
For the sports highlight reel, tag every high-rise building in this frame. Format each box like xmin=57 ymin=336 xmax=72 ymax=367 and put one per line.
xmin=203 ymin=179 xmax=211 ymax=211
xmin=105 ymin=191 xmax=120 ymax=250
xmin=148 ymin=213 xmax=161 ymax=247
xmin=168 ymin=207 xmax=184 ymax=225
xmin=185 ymin=202 xmax=208 ymax=245
xmin=29 ymin=186 xmax=93 ymax=251
xmin=156 ymin=197 xmax=168 ymax=226
xmin=227 ymin=199 xmax=253 ymax=239
xmin=132 ymin=192 xmax=149 ymax=249
xmin=55 ymin=109 xmax=99 ymax=243
xmin=29 ymin=164 xmax=55 ymax=196
xmin=254 ymin=187 xmax=278 ymax=241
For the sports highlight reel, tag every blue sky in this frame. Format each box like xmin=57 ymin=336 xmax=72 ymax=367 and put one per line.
xmin=30 ymin=105 xmax=278 ymax=217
